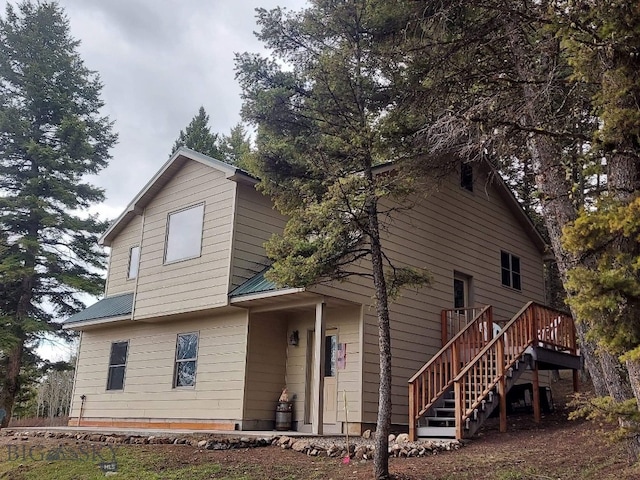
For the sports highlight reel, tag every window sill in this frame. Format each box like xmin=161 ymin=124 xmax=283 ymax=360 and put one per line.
xmin=501 ymin=284 xmax=522 ymax=293
xmin=163 ymin=254 xmax=202 ymax=266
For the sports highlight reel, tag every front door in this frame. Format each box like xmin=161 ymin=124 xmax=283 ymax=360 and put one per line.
xmin=306 ymin=329 xmax=338 ymax=425
xmin=323 ymin=332 xmax=338 ymax=423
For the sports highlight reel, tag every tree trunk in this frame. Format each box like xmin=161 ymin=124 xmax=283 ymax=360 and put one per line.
xmin=366 ymin=176 xmax=392 ymax=480
xmin=0 ymin=340 xmax=24 ymax=428
xmin=606 ymin=151 xmax=640 ymax=459
xmin=504 ymin=20 xmax=635 ymax=404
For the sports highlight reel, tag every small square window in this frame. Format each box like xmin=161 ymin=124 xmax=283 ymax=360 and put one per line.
xmin=127 ymin=246 xmax=140 ymax=280
xmin=165 ymin=204 xmax=205 ymax=263
xmin=461 ymin=163 xmax=473 ymax=192
xmin=174 ymin=333 xmax=198 ymax=387
xmin=107 ymin=341 xmax=128 ymax=391
xmin=500 ymin=251 xmax=522 ymax=291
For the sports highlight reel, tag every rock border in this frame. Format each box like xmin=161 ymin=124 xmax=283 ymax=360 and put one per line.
xmin=0 ymin=429 xmax=464 ymax=460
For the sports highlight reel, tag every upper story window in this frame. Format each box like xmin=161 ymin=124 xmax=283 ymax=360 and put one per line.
xmin=164 ymin=203 xmax=205 ymax=264
xmin=501 ymin=251 xmax=521 ymax=290
xmin=461 ymin=163 xmax=473 ymax=192
xmin=174 ymin=332 xmax=199 ymax=388
xmin=107 ymin=341 xmax=129 ymax=391
xmin=127 ymin=246 xmax=140 ymax=279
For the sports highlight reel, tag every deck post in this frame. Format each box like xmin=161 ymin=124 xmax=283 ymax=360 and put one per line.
xmin=441 ymin=310 xmax=448 ymax=347
xmin=312 ymin=301 xmax=326 ymax=435
xmin=532 ymin=363 xmax=541 ymax=423
xmin=496 ymin=338 xmax=507 ymax=433
xmin=454 ymin=380 xmax=463 ymax=439
xmin=409 ymin=383 xmax=416 ymax=441
xmin=572 ymin=369 xmax=580 ymax=393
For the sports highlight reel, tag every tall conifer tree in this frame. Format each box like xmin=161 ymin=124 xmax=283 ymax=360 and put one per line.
xmin=237 ymin=3 xmax=430 ymax=477
xmin=0 ymin=1 xmax=116 ymax=426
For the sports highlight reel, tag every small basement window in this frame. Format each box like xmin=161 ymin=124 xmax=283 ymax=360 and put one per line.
xmin=501 ymin=251 xmax=521 ymax=290
xmin=106 ymin=341 xmax=129 ymax=391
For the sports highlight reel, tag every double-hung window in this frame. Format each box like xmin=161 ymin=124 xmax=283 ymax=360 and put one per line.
xmin=106 ymin=341 xmax=129 ymax=391
xmin=501 ymin=251 xmax=521 ymax=290
xmin=164 ymin=203 xmax=205 ymax=263
xmin=174 ymin=332 xmax=198 ymax=388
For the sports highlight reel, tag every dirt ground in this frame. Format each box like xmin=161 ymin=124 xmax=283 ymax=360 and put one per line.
xmin=150 ymin=413 xmax=640 ymax=479
xmin=2 ymin=379 xmax=640 ymax=479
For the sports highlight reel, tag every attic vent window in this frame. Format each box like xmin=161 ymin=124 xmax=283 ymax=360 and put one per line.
xmin=127 ymin=246 xmax=140 ymax=279
xmin=461 ymin=163 xmax=473 ymax=192
xmin=501 ymin=251 xmax=521 ymax=291
xmin=164 ymin=203 xmax=205 ymax=263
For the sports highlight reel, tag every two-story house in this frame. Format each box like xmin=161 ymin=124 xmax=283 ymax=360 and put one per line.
xmin=64 ymin=147 xmax=579 ymax=439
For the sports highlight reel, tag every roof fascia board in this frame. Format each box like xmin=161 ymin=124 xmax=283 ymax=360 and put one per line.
xmin=99 ymin=147 xmax=255 ymax=246
xmin=229 ymin=287 xmax=305 ymax=304
xmin=62 ymin=315 xmax=131 ymax=330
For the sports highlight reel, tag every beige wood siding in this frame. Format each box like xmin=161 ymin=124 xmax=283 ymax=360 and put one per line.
xmin=242 ymin=313 xmax=287 ymax=426
xmin=133 ymin=160 xmax=236 ymax=319
xmin=104 ymin=217 xmax=142 ymax=296
xmin=230 ymin=184 xmax=287 ymax=290
xmin=284 ymin=305 xmax=362 ymax=426
xmin=69 ymin=310 xmax=249 ymax=422
xmin=312 ymin=167 xmax=546 ymax=426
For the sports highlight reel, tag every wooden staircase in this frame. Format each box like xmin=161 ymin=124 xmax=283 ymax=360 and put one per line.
xmin=408 ymin=302 xmax=580 ymax=440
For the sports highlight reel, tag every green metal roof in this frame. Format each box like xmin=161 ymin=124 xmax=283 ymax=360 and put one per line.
xmin=65 ymin=293 xmax=133 ymax=324
xmin=230 ymin=269 xmax=279 ymax=298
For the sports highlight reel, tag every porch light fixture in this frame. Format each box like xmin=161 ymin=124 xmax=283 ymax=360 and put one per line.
xmin=288 ymin=330 xmax=299 ymax=346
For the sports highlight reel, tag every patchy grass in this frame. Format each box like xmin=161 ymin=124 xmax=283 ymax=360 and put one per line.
xmin=0 ymin=447 xmax=221 ymax=480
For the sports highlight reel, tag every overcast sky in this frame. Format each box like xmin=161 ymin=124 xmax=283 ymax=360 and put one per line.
xmin=5 ymin=0 xmax=307 ymax=220
xmin=1 ymin=0 xmax=309 ymax=360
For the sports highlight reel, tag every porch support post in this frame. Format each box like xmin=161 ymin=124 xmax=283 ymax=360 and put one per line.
xmin=532 ymin=363 xmax=541 ymax=423
xmin=312 ymin=300 xmax=326 ymax=435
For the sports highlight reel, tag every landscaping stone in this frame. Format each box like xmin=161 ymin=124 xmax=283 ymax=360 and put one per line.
xmin=0 ymin=428 xmax=461 ymax=461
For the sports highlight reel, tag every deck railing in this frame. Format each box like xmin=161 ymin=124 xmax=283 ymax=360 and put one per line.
xmin=441 ymin=307 xmax=486 ymax=345
xmin=452 ymin=302 xmax=576 ymax=438
xmin=408 ymin=305 xmax=494 ymax=441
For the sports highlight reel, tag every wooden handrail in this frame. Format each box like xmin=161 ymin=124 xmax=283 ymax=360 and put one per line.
xmin=452 ymin=302 xmax=575 ymax=438
xmin=441 ymin=307 xmax=486 ymax=345
xmin=408 ymin=305 xmax=493 ymax=441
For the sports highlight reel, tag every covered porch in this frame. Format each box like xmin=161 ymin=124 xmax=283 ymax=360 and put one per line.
xmin=230 ymin=273 xmax=363 ymax=435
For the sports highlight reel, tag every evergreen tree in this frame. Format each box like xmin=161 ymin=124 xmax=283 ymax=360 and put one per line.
xmin=237 ymin=3 xmax=430 ymax=477
xmin=219 ymin=122 xmax=251 ymax=169
xmin=392 ymin=0 xmax=640 ymax=456
xmin=0 ymin=1 xmax=116 ymax=427
xmin=171 ymin=106 xmax=221 ymax=159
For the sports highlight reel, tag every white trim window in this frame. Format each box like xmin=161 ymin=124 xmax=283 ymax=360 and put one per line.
xmin=127 ymin=245 xmax=140 ymax=279
xmin=174 ymin=332 xmax=198 ymax=388
xmin=106 ymin=341 xmax=129 ymax=391
xmin=164 ymin=203 xmax=205 ymax=263
xmin=501 ymin=251 xmax=521 ymax=290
